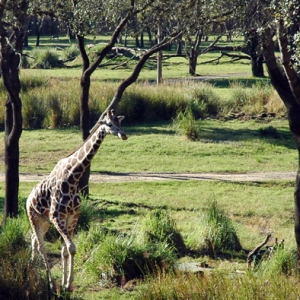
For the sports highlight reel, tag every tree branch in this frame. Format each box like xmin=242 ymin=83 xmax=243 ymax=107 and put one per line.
xmin=97 ymin=33 xmax=181 ymax=122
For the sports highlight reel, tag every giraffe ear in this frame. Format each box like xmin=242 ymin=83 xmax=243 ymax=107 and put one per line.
xmin=118 ymin=115 xmax=125 ymax=123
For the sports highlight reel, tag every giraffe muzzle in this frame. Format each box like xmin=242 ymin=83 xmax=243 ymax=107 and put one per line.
xmin=118 ymin=133 xmax=128 ymax=140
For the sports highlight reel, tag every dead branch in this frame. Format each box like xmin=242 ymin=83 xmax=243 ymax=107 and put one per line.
xmin=200 ymin=51 xmax=251 ymax=65
xmin=220 ymin=51 xmax=250 ymax=61
xmin=247 ymin=233 xmax=271 ymax=269
xmin=110 ymin=56 xmax=136 ymax=70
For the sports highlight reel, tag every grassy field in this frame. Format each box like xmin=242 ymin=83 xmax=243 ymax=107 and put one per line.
xmin=0 ymin=119 xmax=298 ymax=298
xmin=0 ymin=35 xmax=299 ymax=299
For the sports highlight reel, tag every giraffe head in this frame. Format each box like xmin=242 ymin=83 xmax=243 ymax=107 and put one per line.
xmin=101 ymin=110 xmax=128 ymax=140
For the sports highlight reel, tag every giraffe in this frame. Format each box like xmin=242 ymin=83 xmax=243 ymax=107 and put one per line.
xmin=26 ymin=110 xmax=127 ymax=291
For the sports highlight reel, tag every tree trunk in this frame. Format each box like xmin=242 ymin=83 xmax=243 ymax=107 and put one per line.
xmin=140 ymin=31 xmax=144 ymax=48
xmin=262 ymin=27 xmax=300 ymax=271
xmin=251 ymin=55 xmax=264 ymax=77
xmin=247 ymin=29 xmax=264 ymax=77
xmin=147 ymin=27 xmax=153 ymax=46
xmin=176 ymin=38 xmax=182 ymax=55
xmin=188 ymin=31 xmax=202 ymax=76
xmin=4 ymin=97 xmax=22 ymax=218
xmin=157 ymin=25 xmax=162 ymax=84
xmin=189 ymin=48 xmax=197 ymax=76
xmin=102 ymin=35 xmax=178 ymax=117
xmin=1 ymin=40 xmax=24 ymax=221
xmin=77 ymin=12 xmax=134 ymax=195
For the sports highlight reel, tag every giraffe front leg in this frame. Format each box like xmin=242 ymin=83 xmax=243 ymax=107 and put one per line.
xmin=61 ymin=245 xmax=68 ymax=287
xmin=31 ymin=233 xmax=38 ymax=260
xmin=66 ymin=242 xmax=76 ymax=290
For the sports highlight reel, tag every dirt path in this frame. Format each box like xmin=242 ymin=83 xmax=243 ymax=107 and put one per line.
xmin=0 ymin=171 xmax=295 ymax=183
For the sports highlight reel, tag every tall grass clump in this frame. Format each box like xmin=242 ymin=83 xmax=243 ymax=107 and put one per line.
xmin=139 ymin=209 xmax=186 ymax=256
xmin=0 ymin=216 xmax=49 ymax=299
xmin=48 ymin=95 xmax=63 ymax=127
xmin=84 ymin=230 xmax=177 ymax=285
xmin=188 ymin=83 xmax=221 ymax=118
xmin=225 ymin=82 xmax=273 ymax=115
xmin=0 ymin=249 xmax=50 ymax=300
xmin=22 ymin=94 xmax=47 ymax=128
xmin=60 ymin=45 xmax=80 ymax=61
xmin=172 ymin=109 xmax=201 ymax=141
xmin=255 ymin=247 xmax=296 ymax=276
xmin=30 ymin=48 xmax=61 ymax=69
xmin=187 ymin=200 xmax=242 ymax=255
xmin=0 ymin=216 xmax=28 ymax=255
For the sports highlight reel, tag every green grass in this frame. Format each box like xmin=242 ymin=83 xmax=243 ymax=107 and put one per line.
xmin=0 ymin=119 xmax=295 ymax=174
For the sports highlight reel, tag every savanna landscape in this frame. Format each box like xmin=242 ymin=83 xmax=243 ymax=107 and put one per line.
xmin=1 ymin=2 xmax=300 ymax=299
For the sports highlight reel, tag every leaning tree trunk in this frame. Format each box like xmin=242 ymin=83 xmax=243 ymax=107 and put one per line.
xmin=263 ymin=26 xmax=300 ymax=271
xmin=77 ymin=12 xmax=134 ymax=196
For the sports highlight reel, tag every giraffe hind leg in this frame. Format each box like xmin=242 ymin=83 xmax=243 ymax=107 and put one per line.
xmin=27 ymin=208 xmax=55 ymax=289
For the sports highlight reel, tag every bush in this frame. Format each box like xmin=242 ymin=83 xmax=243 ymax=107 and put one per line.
xmin=22 ymin=95 xmax=47 ymax=129
xmin=60 ymin=45 xmax=80 ymax=61
xmin=256 ymin=247 xmax=296 ymax=276
xmin=30 ymin=48 xmax=62 ymax=69
xmin=0 ymin=216 xmax=49 ymax=299
xmin=0 ymin=249 xmax=50 ymax=300
xmin=226 ymin=82 xmax=272 ymax=115
xmin=189 ymin=83 xmax=221 ymax=118
xmin=173 ymin=109 xmax=201 ymax=141
xmin=48 ymin=95 xmax=63 ymax=128
xmin=139 ymin=209 xmax=186 ymax=256
xmin=85 ymin=231 xmax=177 ymax=285
xmin=75 ymin=198 xmax=95 ymax=232
xmin=0 ymin=216 xmax=29 ymax=256
xmin=187 ymin=200 xmax=242 ymax=255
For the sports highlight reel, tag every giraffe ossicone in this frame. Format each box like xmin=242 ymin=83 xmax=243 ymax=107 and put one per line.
xmin=26 ymin=109 xmax=127 ymax=291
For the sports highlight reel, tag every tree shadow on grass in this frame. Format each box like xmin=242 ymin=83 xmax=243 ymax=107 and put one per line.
xmin=127 ymin=122 xmax=296 ymax=149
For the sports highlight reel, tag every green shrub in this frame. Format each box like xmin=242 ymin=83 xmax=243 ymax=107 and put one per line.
xmin=256 ymin=247 xmax=296 ymax=276
xmin=85 ymin=231 xmax=177 ymax=284
xmin=139 ymin=209 xmax=186 ymax=256
xmin=173 ymin=109 xmax=201 ymax=141
xmin=75 ymin=225 xmax=107 ymax=266
xmin=189 ymin=83 xmax=221 ymax=118
xmin=187 ymin=200 xmax=242 ymax=255
xmin=226 ymin=82 xmax=272 ymax=115
xmin=0 ymin=249 xmax=50 ymax=300
xmin=30 ymin=48 xmax=62 ymax=69
xmin=61 ymin=45 xmax=80 ymax=61
xmin=0 ymin=216 xmax=29 ymax=256
xmin=22 ymin=94 xmax=47 ymax=129
xmin=48 ymin=95 xmax=63 ymax=128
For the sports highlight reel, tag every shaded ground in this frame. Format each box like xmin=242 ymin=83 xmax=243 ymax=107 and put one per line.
xmin=0 ymin=171 xmax=295 ymax=183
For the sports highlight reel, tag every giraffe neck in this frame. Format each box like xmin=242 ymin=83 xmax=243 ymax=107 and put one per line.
xmin=54 ymin=125 xmax=107 ymax=185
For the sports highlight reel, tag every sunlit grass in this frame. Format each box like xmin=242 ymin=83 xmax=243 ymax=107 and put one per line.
xmin=0 ymin=118 xmax=295 ymax=174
